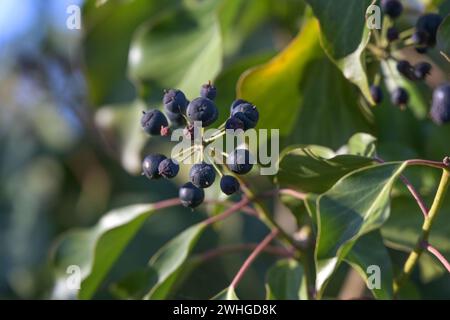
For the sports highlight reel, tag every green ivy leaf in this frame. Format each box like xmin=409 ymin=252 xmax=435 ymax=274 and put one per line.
xmin=52 ymin=203 xmax=157 ymax=299
xmin=345 ymin=133 xmax=377 ymax=157
xmin=345 ymin=231 xmax=394 ymax=299
xmin=315 ymin=162 xmax=407 ymax=295
xmin=305 ymin=0 xmax=375 ymax=104
xmin=277 ymin=146 xmax=374 ymax=194
xmin=82 ymin=0 xmax=181 ymax=105
xmin=238 ymin=21 xmax=373 ymax=147
xmin=265 ymin=259 xmax=307 ymax=300
xmin=437 ymin=14 xmax=450 ymax=62
xmin=144 ymin=223 xmax=207 ymax=299
xmin=94 ymin=100 xmax=148 ymax=174
xmin=128 ymin=1 xmax=222 ymax=100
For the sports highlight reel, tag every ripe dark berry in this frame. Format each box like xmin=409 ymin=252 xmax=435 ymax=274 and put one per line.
xmin=370 ymin=85 xmax=383 ymax=104
xmin=225 ymin=116 xmax=245 ymax=131
xmin=142 ymin=154 xmax=166 ymax=179
xmin=179 ymin=182 xmax=205 ymax=208
xmin=416 ymin=13 xmax=443 ymax=47
xmin=413 ymin=62 xmax=432 ymax=80
xmin=381 ymin=0 xmax=403 ymax=18
xmin=430 ymin=83 xmax=450 ymax=125
xmin=220 ymin=175 xmax=240 ymax=195
xmin=163 ymin=89 xmax=188 ymax=114
xmin=190 ymin=162 xmax=216 ymax=188
xmin=165 ymin=110 xmax=186 ymax=127
xmin=186 ymin=97 xmax=218 ymax=127
xmin=141 ymin=110 xmax=168 ymax=136
xmin=230 ymin=102 xmax=259 ymax=130
xmin=200 ymin=82 xmax=217 ymax=100
xmin=230 ymin=99 xmax=248 ymax=113
xmin=391 ymin=87 xmax=409 ymax=106
xmin=158 ymin=158 xmax=179 ymax=179
xmin=227 ymin=149 xmax=254 ymax=175
xmin=412 ymin=30 xmax=429 ymax=46
xmin=396 ymin=60 xmax=415 ymax=80
xmin=387 ymin=27 xmax=399 ymax=42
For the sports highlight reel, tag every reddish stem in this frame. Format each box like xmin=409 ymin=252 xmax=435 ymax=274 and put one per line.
xmin=152 ymin=197 xmax=181 ymax=210
xmin=230 ymin=229 xmax=280 ymax=290
xmin=198 ymin=243 xmax=293 ymax=262
xmin=375 ymin=157 xmax=429 ymax=217
xmin=204 ymin=197 xmax=250 ymax=226
xmin=406 ymin=159 xmax=448 ymax=170
xmin=425 ymin=243 xmax=450 ymax=273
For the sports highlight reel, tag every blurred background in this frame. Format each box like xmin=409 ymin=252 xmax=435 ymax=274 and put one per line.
xmin=0 ymin=0 xmax=449 ymax=299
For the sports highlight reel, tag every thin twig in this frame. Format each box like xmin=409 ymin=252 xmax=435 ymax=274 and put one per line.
xmin=230 ymin=229 xmax=280 ymax=290
xmin=425 ymin=243 xmax=450 ymax=273
xmin=375 ymin=157 xmax=429 ymax=217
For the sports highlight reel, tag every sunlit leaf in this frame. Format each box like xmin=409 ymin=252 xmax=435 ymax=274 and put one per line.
xmin=52 ymin=203 xmax=157 ymax=299
xmin=315 ymin=162 xmax=407 ymax=295
xmin=265 ymin=259 xmax=307 ymax=300
xmin=305 ymin=0 xmax=375 ymax=104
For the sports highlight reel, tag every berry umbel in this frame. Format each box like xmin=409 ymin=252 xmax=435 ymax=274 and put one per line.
xmin=141 ymin=83 xmax=259 ymax=209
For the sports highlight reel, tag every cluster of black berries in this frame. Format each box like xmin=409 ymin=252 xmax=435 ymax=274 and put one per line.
xmin=140 ymin=83 xmax=259 ymax=208
xmin=369 ymin=1 xmax=450 ymax=124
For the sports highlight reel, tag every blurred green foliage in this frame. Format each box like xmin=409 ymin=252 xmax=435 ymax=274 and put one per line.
xmin=1 ymin=0 xmax=449 ymax=299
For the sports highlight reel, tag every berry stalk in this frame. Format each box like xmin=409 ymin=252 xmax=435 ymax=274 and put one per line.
xmin=394 ymin=168 xmax=450 ymax=296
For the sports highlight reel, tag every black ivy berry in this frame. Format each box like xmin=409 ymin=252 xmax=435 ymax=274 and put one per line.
xmin=416 ymin=13 xmax=443 ymax=47
xmin=431 ymin=83 xmax=450 ymax=125
xmin=381 ymin=0 xmax=403 ymax=18
xmin=414 ymin=62 xmax=432 ymax=80
xmin=392 ymin=87 xmax=409 ymax=107
xmin=370 ymin=85 xmax=383 ymax=104
xmin=166 ymin=110 xmax=186 ymax=128
xmin=163 ymin=89 xmax=188 ymax=114
xmin=200 ymin=82 xmax=217 ymax=100
xmin=225 ymin=116 xmax=245 ymax=131
xmin=412 ymin=30 xmax=429 ymax=46
xmin=179 ymin=182 xmax=205 ymax=208
xmin=396 ymin=60 xmax=415 ymax=80
xmin=186 ymin=97 xmax=218 ymax=127
xmin=220 ymin=175 xmax=240 ymax=195
xmin=190 ymin=162 xmax=216 ymax=188
xmin=141 ymin=110 xmax=168 ymax=136
xmin=230 ymin=99 xmax=248 ymax=113
xmin=387 ymin=27 xmax=399 ymax=42
xmin=142 ymin=154 xmax=166 ymax=179
xmin=227 ymin=149 xmax=254 ymax=175
xmin=230 ymin=101 xmax=259 ymax=130
xmin=158 ymin=158 xmax=179 ymax=179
